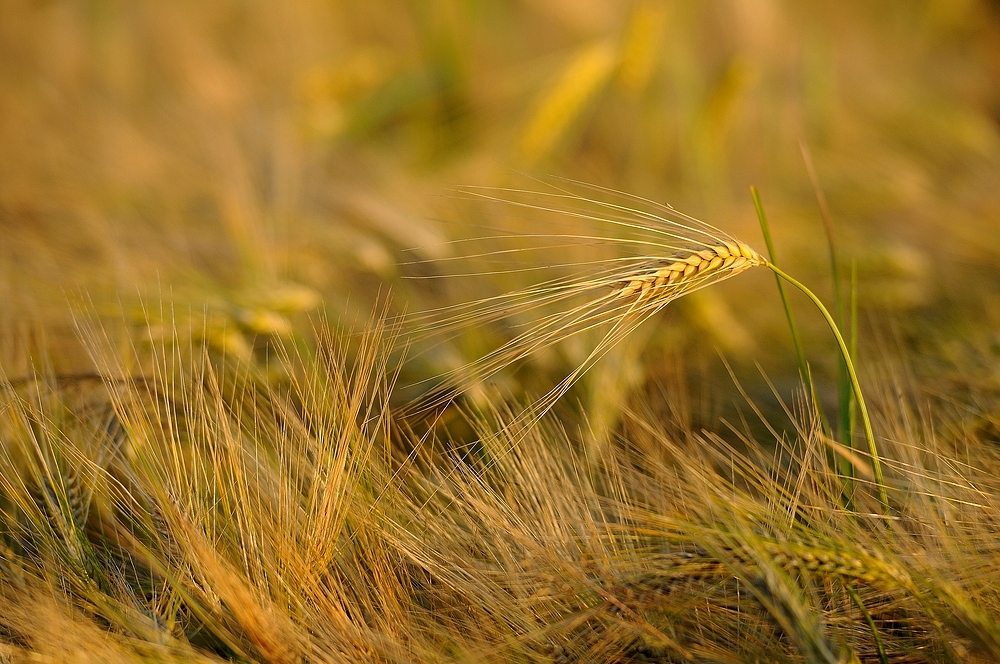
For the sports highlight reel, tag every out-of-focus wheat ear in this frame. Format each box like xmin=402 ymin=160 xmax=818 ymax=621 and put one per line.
xmin=518 ymin=41 xmax=618 ymax=163
xmin=36 ymin=472 xmax=85 ymax=568
xmin=64 ymin=464 xmax=90 ymax=531
xmin=102 ymin=406 xmax=130 ymax=461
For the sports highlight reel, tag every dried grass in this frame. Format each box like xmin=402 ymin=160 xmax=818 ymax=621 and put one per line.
xmin=1 ymin=305 xmax=999 ymax=662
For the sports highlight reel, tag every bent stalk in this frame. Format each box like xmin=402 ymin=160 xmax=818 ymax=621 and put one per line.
xmin=765 ymin=261 xmax=890 ymax=513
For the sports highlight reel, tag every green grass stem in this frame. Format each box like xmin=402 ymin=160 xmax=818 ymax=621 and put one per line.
xmin=846 ymin=583 xmax=890 ymax=664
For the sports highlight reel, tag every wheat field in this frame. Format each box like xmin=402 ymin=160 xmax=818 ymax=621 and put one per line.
xmin=3 ymin=2 xmax=1000 ymax=663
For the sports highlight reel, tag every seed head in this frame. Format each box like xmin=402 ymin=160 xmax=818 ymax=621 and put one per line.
xmin=616 ymin=242 xmax=763 ymax=300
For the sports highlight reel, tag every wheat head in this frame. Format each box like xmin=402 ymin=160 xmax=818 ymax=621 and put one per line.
xmin=402 ymin=181 xmax=765 ymax=423
xmin=614 ymin=241 xmax=762 ymax=301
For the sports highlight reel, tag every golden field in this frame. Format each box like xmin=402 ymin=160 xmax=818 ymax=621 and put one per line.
xmin=2 ymin=2 xmax=1000 ymax=662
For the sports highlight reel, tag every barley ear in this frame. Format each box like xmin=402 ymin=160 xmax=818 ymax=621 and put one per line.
xmin=765 ymin=261 xmax=890 ymax=513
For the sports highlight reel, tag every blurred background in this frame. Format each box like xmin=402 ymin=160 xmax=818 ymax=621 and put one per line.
xmin=2 ymin=0 xmax=1000 ymax=434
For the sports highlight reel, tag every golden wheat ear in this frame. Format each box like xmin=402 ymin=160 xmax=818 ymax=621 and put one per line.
xmin=614 ymin=241 xmax=763 ymax=300
xmin=397 ymin=182 xmax=766 ymax=423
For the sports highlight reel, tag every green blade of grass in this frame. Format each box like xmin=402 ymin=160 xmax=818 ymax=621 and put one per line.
xmin=846 ymin=583 xmax=890 ymax=664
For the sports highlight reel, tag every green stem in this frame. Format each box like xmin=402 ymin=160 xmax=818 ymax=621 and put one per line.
xmin=764 ymin=261 xmax=889 ymax=513
xmin=846 ymin=583 xmax=889 ymax=664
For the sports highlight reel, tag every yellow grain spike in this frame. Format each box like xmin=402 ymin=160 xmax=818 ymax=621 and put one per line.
xmin=519 ymin=40 xmax=618 ymax=163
